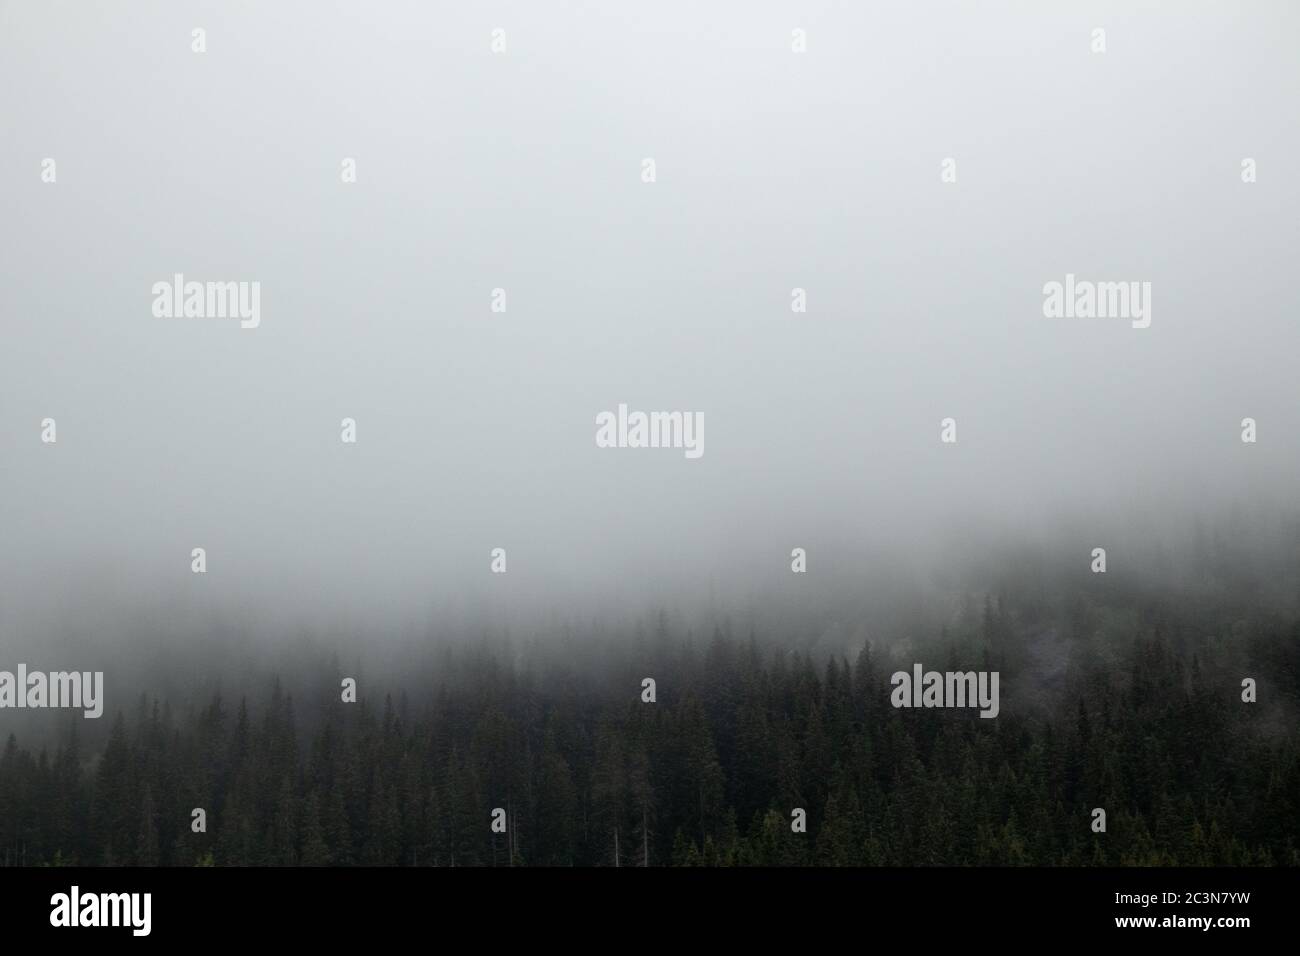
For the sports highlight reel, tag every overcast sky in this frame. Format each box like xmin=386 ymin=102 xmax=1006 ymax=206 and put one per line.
xmin=1 ymin=1 xmax=1297 ymax=647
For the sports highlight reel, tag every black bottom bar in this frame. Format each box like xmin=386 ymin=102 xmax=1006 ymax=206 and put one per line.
xmin=2 ymin=866 xmax=1287 ymax=943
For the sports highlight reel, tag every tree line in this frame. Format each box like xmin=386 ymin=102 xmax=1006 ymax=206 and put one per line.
xmin=2 ymin=589 xmax=1297 ymax=866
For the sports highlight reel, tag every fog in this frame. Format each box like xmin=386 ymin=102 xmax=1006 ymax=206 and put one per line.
xmin=2 ymin=1 xmax=1298 ymax=665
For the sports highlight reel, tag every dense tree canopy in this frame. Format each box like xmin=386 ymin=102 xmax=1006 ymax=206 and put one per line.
xmin=2 ymin=588 xmax=1297 ymax=867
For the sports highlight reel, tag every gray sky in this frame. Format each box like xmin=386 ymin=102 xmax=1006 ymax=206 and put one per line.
xmin=2 ymin=1 xmax=1298 ymax=648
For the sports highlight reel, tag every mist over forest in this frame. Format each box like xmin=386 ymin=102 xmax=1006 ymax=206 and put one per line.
xmin=1 ymin=3 xmax=1298 ymax=869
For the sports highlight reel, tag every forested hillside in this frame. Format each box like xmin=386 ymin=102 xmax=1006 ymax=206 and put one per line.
xmin=2 ymin=589 xmax=1298 ymax=867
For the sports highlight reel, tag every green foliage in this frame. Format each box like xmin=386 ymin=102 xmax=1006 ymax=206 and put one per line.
xmin=0 ymin=590 xmax=1296 ymax=867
